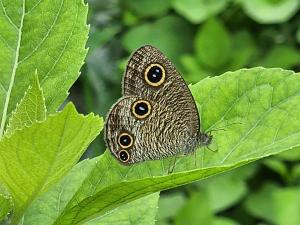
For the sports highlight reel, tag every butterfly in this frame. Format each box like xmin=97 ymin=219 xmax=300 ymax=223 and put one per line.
xmin=104 ymin=45 xmax=212 ymax=164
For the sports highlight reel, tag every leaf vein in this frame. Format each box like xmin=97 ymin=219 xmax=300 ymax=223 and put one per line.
xmin=0 ymin=0 xmax=18 ymax=30
xmin=221 ymin=91 xmax=300 ymax=163
xmin=0 ymin=0 xmax=25 ymax=137
xmin=19 ymin=0 xmax=64 ymax=64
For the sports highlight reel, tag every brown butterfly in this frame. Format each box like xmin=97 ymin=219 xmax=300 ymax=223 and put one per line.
xmin=104 ymin=45 xmax=212 ymax=165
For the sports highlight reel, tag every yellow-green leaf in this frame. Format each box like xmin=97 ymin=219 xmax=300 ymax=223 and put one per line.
xmin=5 ymin=72 xmax=46 ymax=136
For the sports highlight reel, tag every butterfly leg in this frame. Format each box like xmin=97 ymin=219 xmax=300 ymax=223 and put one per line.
xmin=194 ymin=149 xmax=197 ymax=168
xmin=167 ymin=154 xmax=179 ymax=174
xmin=206 ymin=145 xmax=218 ymax=153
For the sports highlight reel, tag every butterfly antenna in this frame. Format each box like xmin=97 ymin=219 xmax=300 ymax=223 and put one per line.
xmin=209 ymin=122 xmax=243 ymax=133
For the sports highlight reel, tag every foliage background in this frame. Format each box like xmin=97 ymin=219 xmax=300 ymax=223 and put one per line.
xmin=70 ymin=0 xmax=300 ymax=225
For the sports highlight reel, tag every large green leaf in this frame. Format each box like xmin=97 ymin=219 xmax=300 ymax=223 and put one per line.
xmin=22 ymin=158 xmax=98 ymax=225
xmin=0 ymin=0 xmax=89 ymax=137
xmin=23 ymin=159 xmax=159 ymax=225
xmin=5 ymin=72 xmax=46 ymax=136
xmin=0 ymin=103 xmax=102 ymax=222
xmin=24 ymin=67 xmax=299 ymax=225
xmin=239 ymin=0 xmax=300 ymax=24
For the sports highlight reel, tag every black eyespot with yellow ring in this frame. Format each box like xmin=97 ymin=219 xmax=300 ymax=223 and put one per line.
xmin=118 ymin=150 xmax=130 ymax=163
xmin=118 ymin=132 xmax=134 ymax=149
xmin=131 ymin=99 xmax=152 ymax=119
xmin=144 ymin=63 xmax=165 ymax=87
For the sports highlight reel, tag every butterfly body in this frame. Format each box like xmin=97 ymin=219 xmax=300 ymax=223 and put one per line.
xmin=104 ymin=45 xmax=212 ymax=164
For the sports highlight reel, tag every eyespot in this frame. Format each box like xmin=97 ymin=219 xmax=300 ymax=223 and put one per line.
xmin=118 ymin=150 xmax=130 ymax=163
xmin=118 ymin=132 xmax=134 ymax=149
xmin=144 ymin=63 xmax=165 ymax=87
xmin=131 ymin=99 xmax=152 ymax=119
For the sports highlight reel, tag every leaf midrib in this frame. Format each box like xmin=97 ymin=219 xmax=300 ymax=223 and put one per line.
xmin=0 ymin=0 xmax=25 ymax=138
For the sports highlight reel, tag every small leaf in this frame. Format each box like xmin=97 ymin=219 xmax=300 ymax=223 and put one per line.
xmin=227 ymin=31 xmax=258 ymax=70
xmin=0 ymin=103 xmax=103 ymax=219
xmin=0 ymin=184 xmax=13 ymax=222
xmin=239 ymin=0 xmax=300 ymax=24
xmin=122 ymin=15 xmax=193 ymax=65
xmin=195 ymin=18 xmax=232 ymax=69
xmin=257 ymin=45 xmax=300 ymax=69
xmin=5 ymin=72 xmax=46 ymax=136
xmin=0 ymin=0 xmax=89 ymax=137
xmin=125 ymin=0 xmax=171 ymax=17
xmin=175 ymin=191 xmax=212 ymax=225
xmin=172 ymin=0 xmax=230 ymax=24
xmin=291 ymin=163 xmax=300 ymax=181
xmin=212 ymin=217 xmax=241 ymax=225
xmin=180 ymin=54 xmax=210 ymax=83
xmin=198 ymin=167 xmax=252 ymax=212
xmin=263 ymin=158 xmax=288 ymax=178
xmin=245 ymin=183 xmax=300 ymax=225
xmin=277 ymin=146 xmax=300 ymax=161
xmin=156 ymin=193 xmax=186 ymax=220
xmin=297 ymin=26 xmax=300 ymax=44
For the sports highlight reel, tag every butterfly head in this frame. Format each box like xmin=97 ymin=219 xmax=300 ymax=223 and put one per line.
xmin=198 ymin=132 xmax=213 ymax=147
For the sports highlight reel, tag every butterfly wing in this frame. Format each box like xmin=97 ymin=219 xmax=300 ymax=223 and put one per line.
xmin=105 ymin=45 xmax=203 ymax=164
xmin=105 ymin=96 xmax=198 ymax=164
xmin=123 ymin=45 xmax=200 ymax=136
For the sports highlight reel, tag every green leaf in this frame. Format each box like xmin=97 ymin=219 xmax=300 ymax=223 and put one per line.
xmin=263 ymin=158 xmax=288 ymax=178
xmin=23 ymin=159 xmax=159 ymax=225
xmin=156 ymin=193 xmax=186 ymax=220
xmin=277 ymin=146 xmax=300 ymax=161
xmin=195 ymin=18 xmax=232 ymax=69
xmin=172 ymin=0 xmax=230 ymax=24
xmin=5 ymin=72 xmax=46 ymax=136
xmin=0 ymin=0 xmax=89 ymax=137
xmin=87 ymin=26 xmax=121 ymax=51
xmin=24 ymin=67 xmax=300 ymax=225
xmin=291 ymin=163 xmax=300 ymax=181
xmin=257 ymin=45 xmax=300 ymax=69
xmin=122 ymin=15 xmax=193 ymax=65
xmin=0 ymin=103 xmax=102 ymax=221
xmin=245 ymin=183 xmax=300 ymax=225
xmin=239 ymin=0 xmax=300 ymax=24
xmin=297 ymin=26 xmax=300 ymax=44
xmin=180 ymin=55 xmax=210 ymax=83
xmin=212 ymin=217 xmax=241 ymax=225
xmin=0 ymin=184 xmax=13 ymax=222
xmin=198 ymin=166 xmax=253 ymax=212
xmin=125 ymin=0 xmax=171 ymax=18
xmin=86 ymin=45 xmax=122 ymax=116
xmin=175 ymin=191 xmax=212 ymax=225
xmin=23 ymin=158 xmax=98 ymax=225
xmin=83 ymin=193 xmax=159 ymax=225
xmin=227 ymin=31 xmax=258 ymax=70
